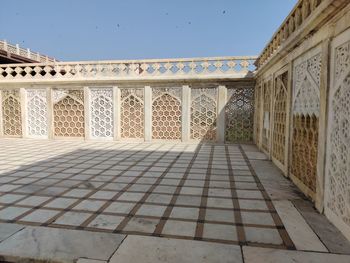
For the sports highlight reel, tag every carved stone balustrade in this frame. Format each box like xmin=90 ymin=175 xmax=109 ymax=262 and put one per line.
xmin=0 ymin=40 xmax=56 ymax=63
xmin=0 ymin=56 xmax=256 ymax=83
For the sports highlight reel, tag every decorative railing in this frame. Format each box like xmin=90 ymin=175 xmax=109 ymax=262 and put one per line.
xmin=0 ymin=56 xmax=256 ymax=82
xmin=0 ymin=40 xmax=56 ymax=63
xmin=256 ymin=0 xmax=325 ymax=68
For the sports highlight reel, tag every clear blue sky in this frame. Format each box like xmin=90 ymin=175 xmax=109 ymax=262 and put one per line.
xmin=1 ymin=0 xmax=297 ymax=61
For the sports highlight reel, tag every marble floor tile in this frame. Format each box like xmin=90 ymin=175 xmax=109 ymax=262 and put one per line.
xmin=205 ymin=209 xmax=235 ymax=223
xmin=54 ymin=211 xmax=92 ymax=226
xmin=146 ymin=194 xmax=173 ymax=205
xmin=0 ymin=207 xmax=31 ymax=220
xmin=175 ymin=195 xmax=202 ymax=207
xmin=136 ymin=204 xmax=166 ymax=217
xmin=0 ymin=226 xmax=125 ymax=262
xmin=241 ymin=211 xmax=275 ymax=226
xmin=21 ymin=209 xmax=60 ymax=223
xmin=202 ymin=223 xmax=238 ymax=241
xmin=238 ymin=199 xmax=268 ymax=210
xmin=104 ymin=202 xmax=135 ymax=214
xmin=73 ymin=200 xmax=106 ymax=212
xmin=273 ymin=200 xmax=328 ymax=252
xmin=17 ymin=196 xmax=50 ymax=206
xmin=64 ymin=189 xmax=92 ymax=198
xmin=162 ymin=220 xmax=197 ymax=237
xmin=207 ymin=198 xmax=234 ymax=209
xmin=110 ymin=236 xmax=242 ymax=263
xmin=179 ymin=186 xmax=203 ymax=195
xmin=169 ymin=207 xmax=200 ymax=220
xmin=118 ymin=192 xmax=144 ymax=202
xmin=0 ymin=223 xmax=25 ymax=242
xmin=244 ymin=227 xmax=283 ymax=245
xmin=89 ymin=190 xmax=116 ymax=200
xmin=243 ymin=246 xmax=350 ymax=263
xmin=88 ymin=214 xmax=125 ymax=230
xmin=0 ymin=194 xmax=25 ymax=204
xmin=123 ymin=217 xmax=159 ymax=233
xmin=44 ymin=197 xmax=78 ymax=209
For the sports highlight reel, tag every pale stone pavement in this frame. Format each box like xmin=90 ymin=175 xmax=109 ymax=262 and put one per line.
xmin=0 ymin=139 xmax=349 ymax=263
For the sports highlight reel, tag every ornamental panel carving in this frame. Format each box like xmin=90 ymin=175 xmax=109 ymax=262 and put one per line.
xmin=293 ymin=53 xmax=321 ymax=117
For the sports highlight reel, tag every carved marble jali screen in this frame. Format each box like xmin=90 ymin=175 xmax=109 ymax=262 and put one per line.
xmin=26 ymin=89 xmax=48 ymax=137
xmin=291 ymin=48 xmax=321 ymax=194
xmin=89 ymin=88 xmax=114 ymax=138
xmin=1 ymin=89 xmax=22 ymax=136
xmin=225 ymin=86 xmax=254 ymax=142
xmin=325 ymin=30 xmax=350 ymax=233
xmin=152 ymin=88 xmax=182 ymax=140
xmin=190 ymin=88 xmax=217 ymax=141
xmin=121 ymin=88 xmax=144 ymax=139
xmin=272 ymin=72 xmax=288 ymax=165
xmin=53 ymin=89 xmax=85 ymax=137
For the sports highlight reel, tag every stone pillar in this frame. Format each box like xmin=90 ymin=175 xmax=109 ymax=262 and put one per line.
xmin=253 ymin=85 xmax=258 ymax=145
xmin=217 ymin=85 xmax=227 ymax=143
xmin=47 ymin=87 xmax=54 ymax=140
xmin=20 ymin=88 xmax=27 ymax=138
xmin=113 ymin=86 xmax=121 ymax=141
xmin=144 ymin=86 xmax=152 ymax=142
xmin=181 ymin=85 xmax=191 ymax=142
xmin=84 ymin=86 xmax=91 ymax=140
xmin=258 ymin=83 xmax=264 ymax=148
xmin=315 ymin=39 xmax=330 ymax=212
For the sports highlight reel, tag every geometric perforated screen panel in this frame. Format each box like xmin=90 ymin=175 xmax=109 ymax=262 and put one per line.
xmin=225 ymin=86 xmax=254 ymax=143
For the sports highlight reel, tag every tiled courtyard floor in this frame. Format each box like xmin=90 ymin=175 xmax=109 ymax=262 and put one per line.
xmin=0 ymin=139 xmax=349 ymax=263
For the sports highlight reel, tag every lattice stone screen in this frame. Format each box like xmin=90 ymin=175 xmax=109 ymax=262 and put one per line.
xmin=89 ymin=88 xmax=113 ymax=138
xmin=191 ymin=88 xmax=217 ymax=141
xmin=262 ymin=80 xmax=272 ymax=152
xmin=121 ymin=88 xmax=144 ymax=139
xmin=0 ymin=84 xmax=257 ymax=142
xmin=325 ymin=32 xmax=350 ymax=233
xmin=1 ymin=90 xmax=22 ymax=136
xmin=53 ymin=89 xmax=85 ymax=137
xmin=26 ymin=89 xmax=48 ymax=137
xmin=272 ymin=72 xmax=288 ymax=165
xmin=292 ymin=115 xmax=319 ymax=191
xmin=225 ymin=86 xmax=254 ymax=142
xmin=152 ymin=88 xmax=182 ymax=140
xmin=291 ymin=50 xmax=321 ymax=194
